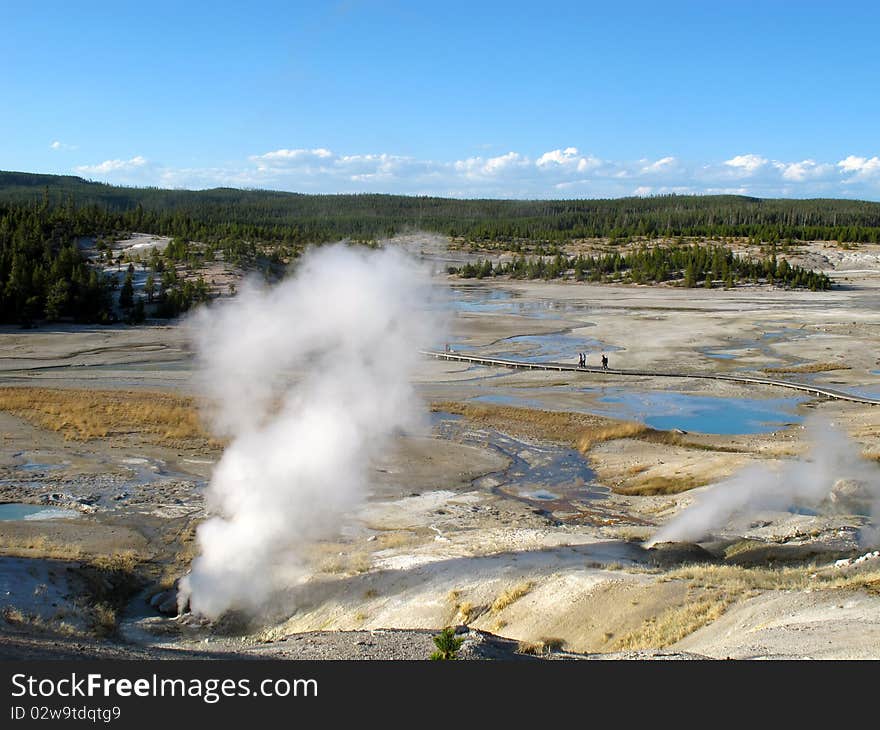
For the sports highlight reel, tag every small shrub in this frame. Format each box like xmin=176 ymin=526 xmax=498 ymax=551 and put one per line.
xmin=431 ymin=627 xmax=464 ymax=660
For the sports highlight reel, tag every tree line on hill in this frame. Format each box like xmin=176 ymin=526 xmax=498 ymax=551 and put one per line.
xmin=2 ymin=171 xmax=880 ymax=245
xmin=451 ymin=245 xmax=833 ymax=291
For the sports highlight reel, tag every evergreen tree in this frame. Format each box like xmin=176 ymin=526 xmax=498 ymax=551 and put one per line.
xmin=119 ymin=272 xmax=134 ymax=310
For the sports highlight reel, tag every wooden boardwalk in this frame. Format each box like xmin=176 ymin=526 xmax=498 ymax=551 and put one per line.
xmin=422 ymin=350 xmax=880 ymax=406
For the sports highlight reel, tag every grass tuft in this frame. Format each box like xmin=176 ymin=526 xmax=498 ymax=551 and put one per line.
xmin=517 ymin=636 xmax=566 ymax=655
xmin=490 ymin=582 xmax=533 ymax=613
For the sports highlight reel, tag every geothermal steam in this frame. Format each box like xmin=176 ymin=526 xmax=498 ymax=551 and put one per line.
xmin=648 ymin=416 xmax=880 ymax=547
xmin=179 ymin=244 xmax=440 ymax=618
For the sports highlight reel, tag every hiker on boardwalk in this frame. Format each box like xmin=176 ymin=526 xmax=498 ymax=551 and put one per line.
xmin=578 ymin=352 xmax=585 ymax=368
xmin=601 ymin=354 xmax=608 ymax=370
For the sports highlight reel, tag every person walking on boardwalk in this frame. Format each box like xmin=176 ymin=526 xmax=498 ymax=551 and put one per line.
xmin=601 ymin=353 xmax=608 ymax=370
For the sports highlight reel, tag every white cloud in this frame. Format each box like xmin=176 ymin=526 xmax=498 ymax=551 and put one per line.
xmin=479 ymin=151 xmax=525 ymax=175
xmin=577 ymin=157 xmax=602 ymax=173
xmin=536 ymin=147 xmax=579 ymax=166
xmin=724 ymin=154 xmax=769 ymax=174
xmin=640 ymin=156 xmax=677 ymax=174
xmin=69 ymin=147 xmax=880 ymax=199
xmin=705 ymin=186 xmax=752 ymax=195
xmin=254 ymin=148 xmax=333 ymax=163
xmin=536 ymin=147 xmax=602 ymax=173
xmin=772 ymin=159 xmax=832 ymax=181
xmin=75 ymin=156 xmax=148 ymax=176
xmin=454 ymin=152 xmax=529 ymax=178
xmin=838 ymin=155 xmax=880 ymax=179
xmin=49 ymin=140 xmax=77 ymax=151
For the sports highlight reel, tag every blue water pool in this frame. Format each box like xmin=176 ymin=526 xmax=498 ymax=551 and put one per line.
xmin=592 ymin=389 xmax=804 ymax=434
xmin=0 ymin=503 xmax=79 ymax=521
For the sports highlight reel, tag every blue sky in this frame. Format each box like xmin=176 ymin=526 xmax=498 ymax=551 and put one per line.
xmin=3 ymin=0 xmax=880 ymax=198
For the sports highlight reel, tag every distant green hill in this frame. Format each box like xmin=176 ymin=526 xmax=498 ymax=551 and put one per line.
xmin=2 ymin=169 xmax=880 ymax=244
xmin=0 ymin=169 xmax=865 ymax=325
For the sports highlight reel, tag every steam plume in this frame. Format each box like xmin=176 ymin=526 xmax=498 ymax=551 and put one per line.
xmin=179 ymin=244 xmax=440 ymax=618
xmin=648 ymin=417 xmax=880 ymax=548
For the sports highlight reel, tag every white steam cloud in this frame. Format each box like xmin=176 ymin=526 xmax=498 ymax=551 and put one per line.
xmin=179 ymin=244 xmax=441 ymax=618
xmin=648 ymin=417 xmax=880 ymax=548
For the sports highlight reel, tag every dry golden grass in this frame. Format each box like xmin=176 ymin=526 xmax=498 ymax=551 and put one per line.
xmin=2 ymin=607 xmax=83 ymax=637
xmin=0 ymin=386 xmax=216 ymax=447
xmin=577 ymin=422 xmax=660 ymax=451
xmin=490 ymin=581 xmax=533 ymax=613
xmin=516 ymin=640 xmax=540 ymax=654
xmin=447 ymin=590 xmax=487 ymax=625
xmin=319 ymin=551 xmax=372 ymax=575
xmin=0 ymin=534 xmax=84 ymax=561
xmin=517 ymin=636 xmax=566 ymax=655
xmin=763 ymin=362 xmax=850 ymax=374
xmin=609 ymin=525 xmax=654 ymax=542
xmin=433 ymin=400 xmax=732 ymax=457
xmin=722 ymin=539 xmax=766 ymax=559
xmin=372 ymin=531 xmax=418 ymax=550
xmin=90 ymin=550 xmax=147 ymax=576
xmin=666 ymin=563 xmax=880 ymax=594
xmin=455 ymin=601 xmax=477 ymax=623
xmin=433 ymin=400 xmax=612 ymax=445
xmin=609 ymin=563 xmax=880 ymax=651
xmin=609 ymin=594 xmax=731 ymax=651
xmin=0 ymin=532 xmax=153 ymax=571
xmin=579 ymin=423 xmax=735 ymax=454
xmin=614 ymin=474 xmax=709 ymax=496
xmin=91 ymin=603 xmax=118 ymax=637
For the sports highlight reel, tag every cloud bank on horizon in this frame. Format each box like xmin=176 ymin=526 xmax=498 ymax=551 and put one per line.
xmin=71 ymin=146 xmax=880 ymax=200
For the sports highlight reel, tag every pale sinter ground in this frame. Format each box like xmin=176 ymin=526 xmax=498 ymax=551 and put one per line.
xmin=1 ymin=236 xmax=880 ymax=659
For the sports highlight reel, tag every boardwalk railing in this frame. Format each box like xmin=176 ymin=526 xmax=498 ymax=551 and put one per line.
xmin=421 ymin=350 xmax=880 ymax=406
